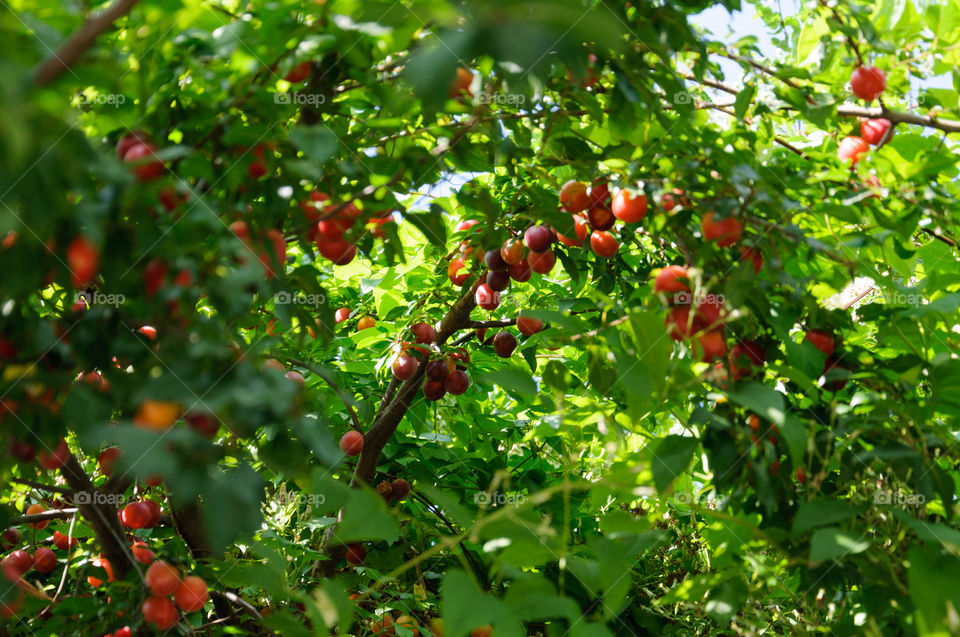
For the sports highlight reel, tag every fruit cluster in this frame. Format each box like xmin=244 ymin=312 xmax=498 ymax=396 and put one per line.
xmin=838 ymin=67 xmax=892 ymax=165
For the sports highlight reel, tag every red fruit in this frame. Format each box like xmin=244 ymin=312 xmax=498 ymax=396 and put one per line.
xmin=247 ymin=161 xmax=267 ymax=179
xmin=32 ymin=548 xmax=57 ymax=574
xmin=805 ymin=330 xmax=835 ymax=357
xmin=484 ymin=249 xmax=508 ymax=271
xmin=590 ymin=231 xmax=619 ymax=258
xmin=52 ymin=531 xmax=76 ymax=551
xmin=861 ymin=118 xmax=891 ymax=145
xmin=838 ymin=136 xmax=869 ymax=165
xmin=586 ymin=206 xmax=615 ymax=231
xmin=335 ymin=307 xmax=351 ymax=323
xmin=98 ymin=447 xmax=121 ymax=476
xmin=588 ymin=181 xmax=609 ymax=206
xmin=87 ymin=556 xmax=114 ymax=587
xmin=560 ymin=180 xmax=590 ymax=213
xmin=654 ymin=265 xmax=690 ymax=295
xmin=694 ymin=295 xmax=725 ymax=328
xmin=284 ymin=61 xmax=311 ymax=83
xmin=229 ymin=220 xmax=250 ymax=242
xmin=300 ymin=191 xmax=330 ymax=222
xmin=411 ymin=322 xmax=436 ymax=344
xmin=143 ymin=259 xmax=168 ymax=298
xmin=144 ymin=475 xmax=163 ymax=487
xmin=665 ymin=306 xmax=694 ymax=341
xmin=500 ymin=239 xmax=526 ymax=265
xmin=448 ymin=257 xmax=470 ymax=286
xmin=145 ymin=560 xmax=180 ymax=596
xmin=696 ymin=330 xmax=727 ymax=361
xmin=517 ymin=316 xmax=543 ymax=336
xmin=174 ymin=576 xmax=209 ymax=613
xmin=426 ymin=359 xmax=452 ymax=381
xmin=138 ymin=325 xmax=157 ymax=340
xmin=142 ymin=596 xmax=179 ymax=630
xmin=527 ymin=249 xmax=556 ymax=274
xmin=115 ymin=131 xmax=149 ymax=159
xmin=850 ymin=66 xmax=886 ymax=101
xmin=37 ymin=439 xmax=70 ymax=470
xmin=493 ymin=332 xmax=517 ymax=358
xmin=508 ymin=261 xmax=532 ymax=282
xmin=120 ymin=502 xmax=152 ymax=530
xmin=611 ymin=189 xmax=648 ymax=223
xmin=316 ymin=236 xmax=357 ymax=265
xmin=475 ymin=284 xmax=501 ymax=311
xmin=339 ymin=430 xmax=364 ymax=456
xmin=423 ymin=379 xmax=446 ymax=401
xmin=660 ymin=192 xmax=677 ymax=212
xmin=345 ymin=543 xmax=366 ymax=565
xmin=2 ymin=528 xmax=21 ymax=549
xmin=159 ymin=186 xmax=184 ymax=212
xmin=445 ymin=370 xmax=469 ymax=395
xmin=142 ymin=500 xmax=162 ymax=528
xmin=739 ymin=246 xmax=763 ymax=274
xmin=131 ymin=541 xmax=155 ymax=565
xmin=174 ymin=269 xmax=192 ymax=287
xmin=729 ymin=340 xmax=765 ymax=380
xmin=486 ymin=269 xmax=510 ymax=292
xmin=356 ymin=316 xmax=375 ymax=330
xmin=557 ymin=214 xmax=588 ymax=247
xmin=123 ymin=143 xmax=164 ymax=181
xmin=449 ymin=67 xmax=474 ymax=98
xmin=701 ymin=212 xmax=742 ymax=247
xmin=524 ymin=225 xmax=553 ymax=253
xmin=3 ymin=551 xmax=33 ymax=577
xmin=185 ymin=411 xmax=219 ymax=438
xmin=796 ymin=467 xmax=807 ymax=484
xmin=67 ymin=235 xmax=98 ymax=287
xmin=285 ymin=371 xmax=306 ymax=389
xmin=391 ymin=478 xmax=411 ymax=500
xmin=392 ymin=354 xmax=419 ymax=380
xmin=448 ymin=349 xmax=470 ymax=368
xmin=317 ymin=217 xmax=350 ymax=241
xmin=114 ymin=628 xmax=132 ymax=637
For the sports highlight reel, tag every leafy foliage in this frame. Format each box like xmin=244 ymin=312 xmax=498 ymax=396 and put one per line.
xmin=2 ymin=0 xmax=960 ymax=635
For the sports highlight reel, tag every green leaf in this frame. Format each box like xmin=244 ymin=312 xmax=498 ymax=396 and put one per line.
xmin=289 ymin=126 xmax=340 ymax=164
xmin=908 ymin=545 xmax=960 ymax=634
xmin=809 ymin=527 xmax=870 ymax=564
xmin=726 ymin=382 xmax=786 ymax=426
xmin=404 ymin=205 xmax=448 ymax=248
xmin=649 ymin=435 xmax=699 ymax=492
xmin=792 ymin=500 xmax=860 ymax=536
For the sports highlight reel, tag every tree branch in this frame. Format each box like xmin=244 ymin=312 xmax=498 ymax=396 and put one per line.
xmin=32 ymin=0 xmax=140 ymax=85
xmin=836 ymin=104 xmax=960 ymax=134
xmin=58 ymin=455 xmax=138 ymax=579
xmin=351 ymin=280 xmax=481 ymax=487
xmin=10 ymin=478 xmax=72 ymax=496
xmin=9 ymin=508 xmax=80 ymax=525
